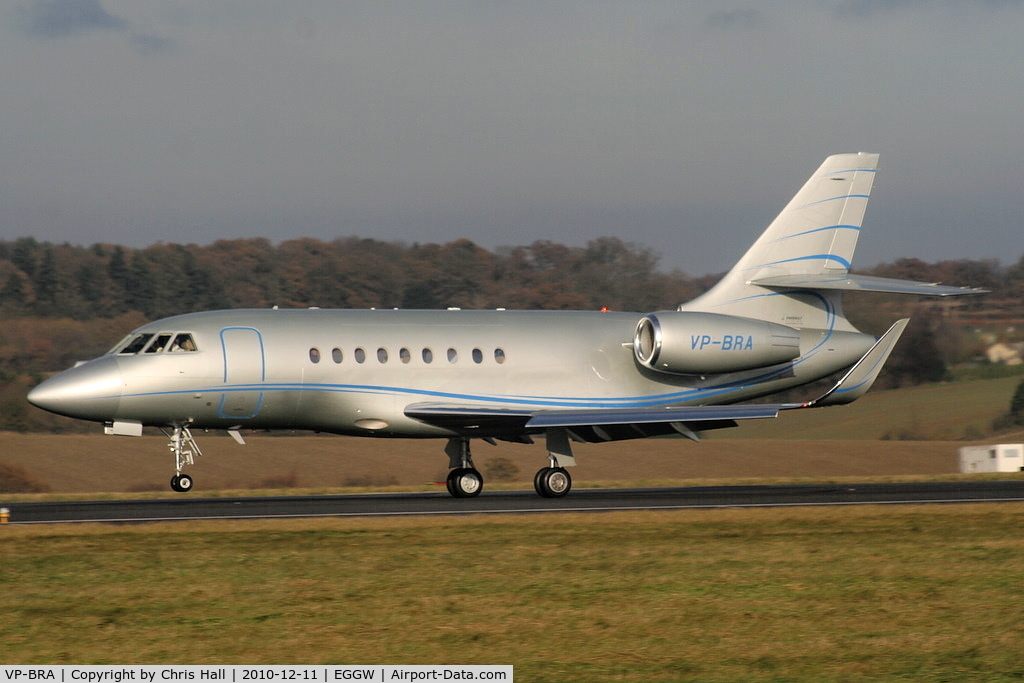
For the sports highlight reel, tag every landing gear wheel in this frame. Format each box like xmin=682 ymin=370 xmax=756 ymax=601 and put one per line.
xmin=534 ymin=467 xmax=571 ymax=498
xmin=533 ymin=467 xmax=549 ymax=494
xmin=170 ymin=473 xmax=194 ymax=493
xmin=446 ymin=467 xmax=483 ymax=498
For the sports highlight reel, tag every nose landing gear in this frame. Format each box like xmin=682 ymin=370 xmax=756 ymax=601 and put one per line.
xmin=162 ymin=425 xmax=203 ymax=493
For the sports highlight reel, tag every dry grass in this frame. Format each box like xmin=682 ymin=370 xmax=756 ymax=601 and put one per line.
xmin=0 ymin=431 xmax=992 ymax=497
xmin=3 ymin=506 xmax=1024 ymax=680
xmin=6 ymin=375 xmax=1024 ymax=496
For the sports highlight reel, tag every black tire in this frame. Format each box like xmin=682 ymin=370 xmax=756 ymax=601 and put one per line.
xmin=445 ymin=470 xmax=459 ymax=497
xmin=446 ymin=467 xmax=483 ymax=498
xmin=533 ymin=467 xmax=549 ymax=495
xmin=535 ymin=467 xmax=572 ymax=498
xmin=171 ymin=474 xmax=193 ymax=493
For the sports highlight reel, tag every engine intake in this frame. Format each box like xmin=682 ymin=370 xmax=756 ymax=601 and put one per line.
xmin=634 ymin=311 xmax=801 ymax=375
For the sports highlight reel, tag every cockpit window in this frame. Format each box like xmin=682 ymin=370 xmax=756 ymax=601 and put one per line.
xmin=118 ymin=333 xmax=154 ymax=355
xmin=113 ymin=332 xmax=197 ymax=355
xmin=106 ymin=334 xmax=132 ymax=355
xmin=169 ymin=333 xmax=197 ymax=352
xmin=144 ymin=333 xmax=173 ymax=354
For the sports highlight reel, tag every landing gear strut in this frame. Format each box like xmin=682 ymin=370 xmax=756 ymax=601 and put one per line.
xmin=445 ymin=438 xmax=483 ymax=498
xmin=534 ymin=428 xmax=575 ymax=497
xmin=162 ymin=425 xmax=202 ymax=493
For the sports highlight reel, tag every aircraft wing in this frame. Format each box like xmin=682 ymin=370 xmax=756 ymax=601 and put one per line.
xmin=408 ymin=318 xmax=911 ymax=439
xmin=787 ymin=318 xmax=909 ymax=409
xmin=405 ymin=402 xmax=781 ymax=442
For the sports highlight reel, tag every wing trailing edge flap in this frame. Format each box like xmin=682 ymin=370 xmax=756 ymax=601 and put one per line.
xmin=404 ymin=402 xmax=782 ymax=443
xmin=789 ymin=318 xmax=910 ymax=409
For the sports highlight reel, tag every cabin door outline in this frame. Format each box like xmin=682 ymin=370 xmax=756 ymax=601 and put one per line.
xmin=219 ymin=326 xmax=266 ymax=419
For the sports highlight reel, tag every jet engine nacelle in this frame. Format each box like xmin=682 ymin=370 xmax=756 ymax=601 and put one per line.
xmin=634 ymin=311 xmax=801 ymax=375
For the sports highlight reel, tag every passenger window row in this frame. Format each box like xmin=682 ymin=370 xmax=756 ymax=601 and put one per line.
xmin=309 ymin=346 xmax=506 ymax=366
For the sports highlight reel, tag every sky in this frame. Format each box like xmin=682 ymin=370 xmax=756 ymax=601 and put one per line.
xmin=2 ymin=1 xmax=1023 ymax=276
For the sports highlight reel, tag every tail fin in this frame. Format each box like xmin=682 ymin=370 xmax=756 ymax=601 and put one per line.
xmin=683 ymin=153 xmax=880 ymax=332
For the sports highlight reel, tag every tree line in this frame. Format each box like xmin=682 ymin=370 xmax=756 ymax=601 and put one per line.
xmin=0 ymin=236 xmax=704 ymax=321
xmin=1 ymin=235 xmax=1021 ymax=432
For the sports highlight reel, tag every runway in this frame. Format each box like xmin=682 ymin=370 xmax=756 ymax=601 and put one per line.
xmin=6 ymin=480 xmax=1024 ymax=524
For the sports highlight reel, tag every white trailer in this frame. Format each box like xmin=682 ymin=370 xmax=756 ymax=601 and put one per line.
xmin=958 ymin=444 xmax=1024 ymax=473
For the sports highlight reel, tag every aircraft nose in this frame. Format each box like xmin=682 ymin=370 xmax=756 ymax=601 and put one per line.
xmin=27 ymin=357 xmax=123 ymax=421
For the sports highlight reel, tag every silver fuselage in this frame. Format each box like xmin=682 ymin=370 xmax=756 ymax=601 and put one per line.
xmin=28 ymin=307 xmax=873 ymax=438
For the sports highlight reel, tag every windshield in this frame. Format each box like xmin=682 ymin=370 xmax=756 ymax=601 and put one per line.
xmin=112 ymin=332 xmax=198 ymax=355
xmin=117 ymin=333 xmax=154 ymax=355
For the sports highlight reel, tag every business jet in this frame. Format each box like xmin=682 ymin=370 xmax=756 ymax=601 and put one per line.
xmin=28 ymin=153 xmax=983 ymax=497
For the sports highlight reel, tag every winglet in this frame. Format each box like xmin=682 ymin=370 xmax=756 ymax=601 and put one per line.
xmin=792 ymin=318 xmax=909 ymax=408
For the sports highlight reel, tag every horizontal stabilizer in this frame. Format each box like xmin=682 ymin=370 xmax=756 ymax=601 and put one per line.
xmin=790 ymin=318 xmax=909 ymax=409
xmin=751 ymin=273 xmax=987 ymax=297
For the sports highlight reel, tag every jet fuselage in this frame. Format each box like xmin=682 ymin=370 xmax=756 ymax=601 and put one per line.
xmin=29 ymin=307 xmax=873 ymax=438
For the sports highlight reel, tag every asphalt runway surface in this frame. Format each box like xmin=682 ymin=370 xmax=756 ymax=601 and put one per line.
xmin=6 ymin=480 xmax=1024 ymax=524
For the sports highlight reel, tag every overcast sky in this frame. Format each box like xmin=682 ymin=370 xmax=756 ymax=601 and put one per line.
xmin=2 ymin=1 xmax=1022 ymax=276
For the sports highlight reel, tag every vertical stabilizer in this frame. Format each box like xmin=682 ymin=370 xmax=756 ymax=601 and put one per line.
xmin=683 ymin=153 xmax=879 ymax=332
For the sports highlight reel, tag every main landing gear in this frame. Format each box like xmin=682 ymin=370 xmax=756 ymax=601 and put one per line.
xmin=534 ymin=464 xmax=572 ymax=498
xmin=534 ymin=428 xmax=575 ymax=498
xmin=445 ymin=438 xmax=484 ymax=497
xmin=443 ymin=430 xmax=576 ymax=499
xmin=162 ymin=425 xmax=203 ymax=493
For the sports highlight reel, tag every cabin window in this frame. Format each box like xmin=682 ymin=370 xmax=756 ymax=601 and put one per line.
xmin=143 ymin=333 xmax=172 ymax=353
xmin=169 ymin=333 xmax=197 ymax=352
xmin=317 ymin=345 xmax=504 ymax=367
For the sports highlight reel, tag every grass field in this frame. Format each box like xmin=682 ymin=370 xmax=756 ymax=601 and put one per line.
xmin=726 ymin=373 xmax=1024 ymax=441
xmin=4 ymin=375 xmax=1024 ymax=678
xmin=3 ymin=505 xmax=1024 ymax=680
